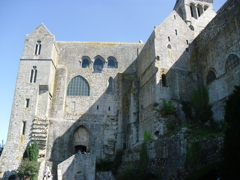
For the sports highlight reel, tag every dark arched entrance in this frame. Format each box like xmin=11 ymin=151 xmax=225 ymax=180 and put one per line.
xmin=75 ymin=145 xmax=87 ymax=153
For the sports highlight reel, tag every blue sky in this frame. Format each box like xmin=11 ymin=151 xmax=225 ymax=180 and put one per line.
xmin=0 ymin=0 xmax=226 ymax=144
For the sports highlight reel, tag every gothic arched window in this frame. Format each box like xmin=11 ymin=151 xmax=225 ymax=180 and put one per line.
xmin=108 ymin=58 xmax=118 ymax=68
xmin=206 ymin=70 xmax=216 ymax=85
xmin=67 ymin=76 xmax=90 ymax=96
xmin=226 ymin=54 xmax=240 ymax=72
xmin=82 ymin=59 xmax=90 ymax=68
xmin=93 ymin=58 xmax=104 ymax=71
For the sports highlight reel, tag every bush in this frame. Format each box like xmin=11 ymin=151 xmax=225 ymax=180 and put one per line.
xmin=219 ymin=86 xmax=240 ymax=179
xmin=23 ymin=142 xmax=39 ymax=162
xmin=17 ymin=159 xmax=40 ymax=180
xmin=160 ymin=100 xmax=176 ymax=116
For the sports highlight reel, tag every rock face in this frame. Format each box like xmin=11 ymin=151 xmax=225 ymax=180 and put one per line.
xmin=1 ymin=0 xmax=240 ymax=179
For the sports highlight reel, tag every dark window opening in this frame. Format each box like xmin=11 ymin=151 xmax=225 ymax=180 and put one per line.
xmin=94 ymin=59 xmax=103 ymax=71
xmin=175 ymin=30 xmax=178 ymax=35
xmin=33 ymin=70 xmax=37 ymax=83
xmin=190 ymin=6 xmax=194 ymax=17
xmin=25 ymin=99 xmax=30 ymax=108
xmin=168 ymin=36 xmax=170 ymax=42
xmin=186 ymin=48 xmax=189 ymax=52
xmin=197 ymin=7 xmax=201 ymax=17
xmin=75 ymin=145 xmax=87 ymax=153
xmin=206 ymin=70 xmax=216 ymax=85
xmin=108 ymin=78 xmax=113 ymax=93
xmin=82 ymin=59 xmax=90 ymax=68
xmin=108 ymin=59 xmax=117 ymax=68
xmin=186 ymin=40 xmax=189 ymax=45
xmin=109 ymin=107 xmax=110 ymax=111
xmin=226 ymin=54 xmax=240 ymax=72
xmin=162 ymin=74 xmax=167 ymax=87
xmin=97 ymin=105 xmax=99 ymax=110
xmin=22 ymin=121 xmax=26 ymax=135
xmin=35 ymin=41 xmax=41 ymax=55
xmin=167 ymin=44 xmax=172 ymax=49
xmin=30 ymin=67 xmax=37 ymax=83
xmin=30 ymin=69 xmax=34 ymax=83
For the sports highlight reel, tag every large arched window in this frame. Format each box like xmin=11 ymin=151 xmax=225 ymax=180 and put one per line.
xmin=226 ymin=54 xmax=240 ymax=72
xmin=82 ymin=59 xmax=90 ymax=68
xmin=206 ymin=70 xmax=216 ymax=85
xmin=108 ymin=57 xmax=118 ymax=68
xmin=67 ymin=76 xmax=90 ymax=96
xmin=93 ymin=58 xmax=104 ymax=71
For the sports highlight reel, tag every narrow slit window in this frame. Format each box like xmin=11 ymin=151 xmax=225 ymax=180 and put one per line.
xmin=175 ymin=30 xmax=178 ymax=35
xmin=33 ymin=69 xmax=37 ymax=83
xmin=186 ymin=40 xmax=189 ymax=45
xmin=108 ymin=77 xmax=113 ymax=93
xmin=25 ymin=99 xmax=30 ymax=108
xmin=109 ymin=107 xmax=111 ymax=111
xmin=22 ymin=121 xmax=26 ymax=135
xmin=168 ymin=36 xmax=171 ymax=42
xmin=97 ymin=105 xmax=99 ymax=110
xmin=30 ymin=69 xmax=34 ymax=83
xmin=197 ymin=7 xmax=201 ymax=17
xmin=35 ymin=41 xmax=42 ymax=55
xmin=190 ymin=6 xmax=194 ymax=17
xmin=162 ymin=74 xmax=167 ymax=87
xmin=30 ymin=66 xmax=37 ymax=83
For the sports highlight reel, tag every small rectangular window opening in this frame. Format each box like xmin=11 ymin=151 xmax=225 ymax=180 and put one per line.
xmin=175 ymin=30 xmax=178 ymax=35
xmin=97 ymin=105 xmax=99 ymax=110
xmin=22 ymin=121 xmax=26 ymax=135
xmin=108 ymin=107 xmax=111 ymax=111
xmin=168 ymin=36 xmax=170 ymax=42
xmin=25 ymin=99 xmax=30 ymax=108
xmin=186 ymin=40 xmax=189 ymax=45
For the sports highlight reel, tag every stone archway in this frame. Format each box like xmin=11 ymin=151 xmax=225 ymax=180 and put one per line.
xmin=73 ymin=126 xmax=89 ymax=153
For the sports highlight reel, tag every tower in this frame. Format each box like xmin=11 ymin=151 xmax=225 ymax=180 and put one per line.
xmin=0 ymin=24 xmax=59 ymax=176
xmin=174 ymin=0 xmax=215 ymax=36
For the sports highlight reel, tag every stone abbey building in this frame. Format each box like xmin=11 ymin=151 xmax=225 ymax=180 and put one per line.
xmin=1 ymin=0 xmax=240 ymax=179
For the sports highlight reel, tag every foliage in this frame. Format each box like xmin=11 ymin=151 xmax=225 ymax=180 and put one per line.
xmin=219 ymin=85 xmax=240 ymax=179
xmin=96 ymin=150 xmax=123 ymax=174
xmin=19 ymin=142 xmax=39 ymax=179
xmin=17 ymin=159 xmax=40 ymax=180
xmin=159 ymin=99 xmax=176 ymax=116
xmin=115 ymin=143 xmax=158 ymax=180
xmin=185 ymin=141 xmax=202 ymax=170
xmin=23 ymin=142 xmax=39 ymax=162
xmin=181 ymin=101 xmax=193 ymax=123
xmin=144 ymin=130 xmax=151 ymax=141
xmin=185 ymin=162 xmax=220 ymax=180
xmin=191 ymin=86 xmax=213 ymax=124
xmin=0 ymin=140 xmax=4 ymax=156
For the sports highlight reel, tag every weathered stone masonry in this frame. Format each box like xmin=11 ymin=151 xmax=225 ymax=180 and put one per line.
xmin=1 ymin=0 xmax=240 ymax=179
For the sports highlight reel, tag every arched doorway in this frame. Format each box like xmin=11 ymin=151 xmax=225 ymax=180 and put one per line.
xmin=73 ymin=126 xmax=90 ymax=153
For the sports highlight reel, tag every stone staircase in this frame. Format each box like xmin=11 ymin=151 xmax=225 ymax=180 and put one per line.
xmin=31 ymin=118 xmax=49 ymax=158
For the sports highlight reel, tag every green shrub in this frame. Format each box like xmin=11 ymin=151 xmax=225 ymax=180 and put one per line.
xmin=160 ymin=99 xmax=176 ymax=116
xmin=17 ymin=159 xmax=40 ymax=180
xmin=219 ymin=85 xmax=240 ymax=179
xmin=144 ymin=131 xmax=151 ymax=141
xmin=23 ymin=142 xmax=39 ymax=161
xmin=185 ymin=141 xmax=202 ymax=170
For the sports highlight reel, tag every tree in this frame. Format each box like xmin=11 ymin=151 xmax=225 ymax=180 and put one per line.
xmin=0 ymin=140 xmax=4 ymax=156
xmin=18 ymin=142 xmax=40 ymax=180
xmin=219 ymin=86 xmax=240 ymax=179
